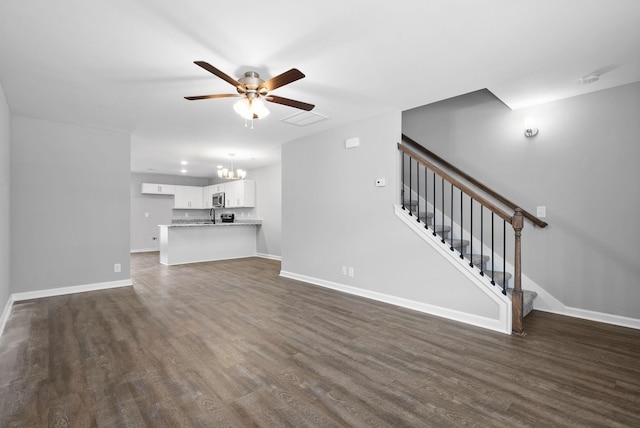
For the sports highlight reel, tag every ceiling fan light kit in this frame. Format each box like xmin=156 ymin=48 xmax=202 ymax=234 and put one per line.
xmin=233 ymin=98 xmax=270 ymax=120
xmin=185 ymin=61 xmax=314 ymax=123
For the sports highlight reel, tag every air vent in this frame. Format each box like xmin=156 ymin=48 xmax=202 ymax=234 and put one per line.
xmin=281 ymin=111 xmax=330 ymax=127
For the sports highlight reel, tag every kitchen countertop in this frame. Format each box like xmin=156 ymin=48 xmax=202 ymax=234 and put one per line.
xmin=160 ymin=220 xmax=262 ymax=228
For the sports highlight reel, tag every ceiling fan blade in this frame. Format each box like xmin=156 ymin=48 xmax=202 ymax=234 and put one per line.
xmin=194 ymin=61 xmax=243 ymax=88
xmin=265 ymin=95 xmax=314 ymax=111
xmin=258 ymin=69 xmax=305 ymax=92
xmin=184 ymin=94 xmax=241 ymax=100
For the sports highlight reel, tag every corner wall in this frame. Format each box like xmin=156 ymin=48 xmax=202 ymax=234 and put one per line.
xmin=250 ymin=162 xmax=282 ymax=259
xmin=403 ymin=83 xmax=640 ymax=320
xmin=10 ymin=116 xmax=131 ymax=294
xmin=0 ymin=82 xmax=10 ymax=331
xmin=281 ymin=111 xmax=504 ymax=331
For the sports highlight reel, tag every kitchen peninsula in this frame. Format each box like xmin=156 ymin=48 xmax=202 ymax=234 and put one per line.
xmin=159 ymin=220 xmax=262 ymax=266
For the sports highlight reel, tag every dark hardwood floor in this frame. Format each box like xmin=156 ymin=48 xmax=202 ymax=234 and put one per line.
xmin=1 ymin=252 xmax=639 ymax=427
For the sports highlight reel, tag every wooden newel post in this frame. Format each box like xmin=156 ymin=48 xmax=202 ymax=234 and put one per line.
xmin=511 ymin=209 xmax=524 ymax=335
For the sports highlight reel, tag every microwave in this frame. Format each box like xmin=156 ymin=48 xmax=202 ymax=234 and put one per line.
xmin=212 ymin=192 xmax=225 ymax=208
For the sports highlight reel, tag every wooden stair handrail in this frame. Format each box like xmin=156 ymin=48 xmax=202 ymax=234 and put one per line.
xmin=401 ymin=134 xmax=548 ymax=228
xmin=399 ymin=140 xmax=528 ymax=335
xmin=398 ymin=143 xmax=513 ymax=223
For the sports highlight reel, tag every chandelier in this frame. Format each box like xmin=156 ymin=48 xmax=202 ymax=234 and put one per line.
xmin=217 ymin=154 xmax=246 ymax=180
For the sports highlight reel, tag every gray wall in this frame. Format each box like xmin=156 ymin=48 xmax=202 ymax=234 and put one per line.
xmin=130 ymin=173 xmax=209 ymax=251
xmin=0 ymin=83 xmax=9 ymax=312
xmin=403 ymin=83 xmax=640 ymax=319
xmin=250 ymin=162 xmax=282 ymax=258
xmin=282 ymin=111 xmax=499 ymax=319
xmin=11 ymin=116 xmax=131 ymax=293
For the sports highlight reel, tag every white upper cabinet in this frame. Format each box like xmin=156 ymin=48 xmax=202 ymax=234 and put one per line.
xmin=141 ymin=183 xmax=175 ymax=195
xmin=224 ymin=180 xmax=255 ymax=208
xmin=202 ymin=185 xmax=215 ymax=209
xmin=173 ymin=185 xmax=204 ymax=209
xmin=141 ymin=181 xmax=254 ymax=209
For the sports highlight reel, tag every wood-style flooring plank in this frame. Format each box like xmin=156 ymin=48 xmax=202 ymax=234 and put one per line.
xmin=0 ymin=252 xmax=639 ymax=427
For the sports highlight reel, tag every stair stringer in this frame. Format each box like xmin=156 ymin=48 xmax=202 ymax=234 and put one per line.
xmin=404 ymin=186 xmax=562 ymax=316
xmin=404 ymin=184 xmax=512 ymax=286
xmin=395 ymin=205 xmax=512 ymax=334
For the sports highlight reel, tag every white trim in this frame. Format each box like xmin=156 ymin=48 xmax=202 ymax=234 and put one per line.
xmin=400 ymin=192 xmax=640 ymax=331
xmin=280 ymin=270 xmax=510 ymax=334
xmin=130 ymin=248 xmax=159 ymax=253
xmin=535 ymin=304 xmax=640 ymax=330
xmin=11 ymin=279 xmax=133 ymax=302
xmin=256 ymin=253 xmax=282 ymax=261
xmin=0 ymin=296 xmax=13 ymax=338
xmin=562 ymin=307 xmax=640 ymax=330
xmin=395 ymin=205 xmax=512 ymax=332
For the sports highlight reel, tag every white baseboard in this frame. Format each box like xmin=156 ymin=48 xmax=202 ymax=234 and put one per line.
xmin=536 ymin=305 xmax=640 ymax=330
xmin=0 ymin=279 xmax=133 ymax=340
xmin=280 ymin=270 xmax=511 ymax=335
xmin=130 ymin=248 xmax=159 ymax=253
xmin=256 ymin=253 xmax=282 ymax=261
xmin=11 ymin=279 xmax=133 ymax=302
xmin=0 ymin=296 xmax=13 ymax=339
xmin=395 ymin=205 xmax=640 ymax=332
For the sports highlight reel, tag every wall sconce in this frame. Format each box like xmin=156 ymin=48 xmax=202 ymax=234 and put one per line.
xmin=524 ymin=117 xmax=538 ymax=137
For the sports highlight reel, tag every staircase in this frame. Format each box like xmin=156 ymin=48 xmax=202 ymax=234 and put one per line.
xmin=399 ymin=135 xmax=547 ymax=334
xmin=403 ymin=199 xmax=537 ymax=318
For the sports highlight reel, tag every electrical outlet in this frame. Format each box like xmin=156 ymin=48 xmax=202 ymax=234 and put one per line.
xmin=341 ymin=266 xmax=347 ymax=275
xmin=144 ymin=212 xmax=149 ymax=218
xmin=114 ymin=263 xmax=121 ymax=273
xmin=348 ymin=267 xmax=354 ymax=277
xmin=375 ymin=178 xmax=386 ymax=187
xmin=536 ymin=206 xmax=546 ymax=218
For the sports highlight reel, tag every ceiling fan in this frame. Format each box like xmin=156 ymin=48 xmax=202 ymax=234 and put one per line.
xmin=185 ymin=61 xmax=314 ymax=120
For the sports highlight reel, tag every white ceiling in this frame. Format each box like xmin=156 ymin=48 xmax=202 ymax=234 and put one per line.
xmin=1 ymin=1 xmax=639 ymax=177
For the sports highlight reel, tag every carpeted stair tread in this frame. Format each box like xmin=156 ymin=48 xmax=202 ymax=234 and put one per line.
xmin=507 ymin=289 xmax=537 ymax=317
xmin=483 ymin=270 xmax=512 ymax=286
xmin=445 ymin=239 xmax=470 ymax=250
xmin=464 ymin=253 xmax=491 ymax=268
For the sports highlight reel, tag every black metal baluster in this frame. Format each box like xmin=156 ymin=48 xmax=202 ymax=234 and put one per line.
xmin=424 ymin=165 xmax=429 ymax=229
xmin=450 ymin=183 xmax=454 ymax=251
xmin=503 ymin=220 xmax=507 ymax=295
xmin=480 ymin=207 xmax=484 ymax=277
xmin=432 ymin=172 xmax=437 ymax=237
xmin=469 ymin=198 xmax=474 ymax=267
xmin=401 ymin=152 xmax=405 ymax=210
xmin=459 ymin=190 xmax=464 ymax=259
xmin=408 ymin=156 xmax=413 ymax=216
xmin=491 ymin=212 xmax=496 ymax=285
xmin=416 ymin=163 xmax=420 ymax=222
xmin=441 ymin=177 xmax=445 ymax=243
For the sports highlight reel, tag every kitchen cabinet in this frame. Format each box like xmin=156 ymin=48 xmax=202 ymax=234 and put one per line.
xmin=202 ymin=185 xmax=216 ymax=209
xmin=224 ymin=180 xmax=255 ymax=208
xmin=141 ymin=183 xmax=175 ymax=195
xmin=174 ymin=185 xmax=204 ymax=209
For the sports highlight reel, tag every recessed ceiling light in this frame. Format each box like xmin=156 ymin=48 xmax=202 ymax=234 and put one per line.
xmin=180 ymin=169 xmax=187 ymax=174
xmin=180 ymin=160 xmax=188 ymax=165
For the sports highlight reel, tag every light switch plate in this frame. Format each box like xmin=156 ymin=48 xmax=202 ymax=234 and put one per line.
xmin=536 ymin=206 xmax=546 ymax=217
xmin=345 ymin=137 xmax=360 ymax=149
